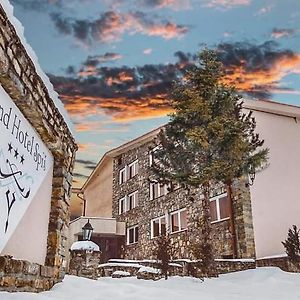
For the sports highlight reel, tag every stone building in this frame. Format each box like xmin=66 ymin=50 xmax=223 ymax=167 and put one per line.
xmin=0 ymin=1 xmax=77 ymax=292
xmin=70 ymin=99 xmax=300 ymax=262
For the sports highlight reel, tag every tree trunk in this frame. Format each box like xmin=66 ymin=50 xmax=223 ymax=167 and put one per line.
xmin=200 ymin=182 xmax=215 ymax=276
xmin=226 ymin=182 xmax=238 ymax=258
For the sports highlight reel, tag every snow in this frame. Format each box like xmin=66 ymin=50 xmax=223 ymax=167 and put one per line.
xmin=70 ymin=241 xmax=100 ymax=252
xmin=1 ymin=0 xmax=74 ymax=135
xmin=99 ymin=262 xmax=142 ymax=268
xmin=1 ymin=268 xmax=300 ymax=300
xmin=138 ymin=266 xmax=161 ymax=274
xmin=112 ymin=271 xmax=131 ymax=277
xmin=215 ymin=258 xmax=255 ymax=263
xmin=257 ymin=254 xmax=288 ymax=260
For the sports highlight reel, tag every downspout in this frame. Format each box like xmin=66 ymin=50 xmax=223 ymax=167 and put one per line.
xmin=226 ymin=182 xmax=238 ymax=258
xmin=77 ymin=192 xmax=86 ymax=217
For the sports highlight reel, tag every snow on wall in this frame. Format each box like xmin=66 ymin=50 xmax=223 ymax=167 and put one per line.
xmin=1 ymin=0 xmax=74 ymax=135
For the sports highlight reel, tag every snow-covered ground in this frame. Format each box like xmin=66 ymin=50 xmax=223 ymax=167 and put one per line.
xmin=1 ymin=268 xmax=300 ymax=300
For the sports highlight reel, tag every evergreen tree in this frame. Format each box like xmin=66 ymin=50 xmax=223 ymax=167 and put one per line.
xmin=152 ymin=49 xmax=268 ymax=273
xmin=282 ymin=225 xmax=300 ymax=263
xmin=154 ymin=231 xmax=173 ymax=280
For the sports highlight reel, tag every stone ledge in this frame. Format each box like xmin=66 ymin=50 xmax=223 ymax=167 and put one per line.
xmin=0 ymin=256 xmax=60 ymax=292
xmin=256 ymin=256 xmax=300 ymax=273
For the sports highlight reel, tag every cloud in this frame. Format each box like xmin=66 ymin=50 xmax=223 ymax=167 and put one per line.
xmin=10 ymin=0 xmax=63 ymax=10
xmin=50 ymin=11 xmax=189 ymax=46
xmin=204 ymin=0 xmax=251 ymax=9
xmin=217 ymin=41 xmax=300 ymax=98
xmin=73 ymin=172 xmax=89 ymax=179
xmin=256 ymin=5 xmax=273 ymax=15
xmin=143 ymin=48 xmax=153 ymax=55
xmin=75 ymin=159 xmax=97 ymax=166
xmin=84 ymin=53 xmax=123 ymax=65
xmin=49 ymin=43 xmax=300 ymax=126
xmin=49 ymin=52 xmax=193 ymax=122
xmin=271 ymin=28 xmax=296 ymax=39
xmin=139 ymin=0 xmax=191 ymax=10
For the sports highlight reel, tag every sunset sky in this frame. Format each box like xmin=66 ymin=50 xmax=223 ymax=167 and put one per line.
xmin=10 ymin=0 xmax=300 ymax=192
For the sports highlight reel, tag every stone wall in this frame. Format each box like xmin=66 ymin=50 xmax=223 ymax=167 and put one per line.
xmin=69 ymin=250 xmax=101 ymax=280
xmin=0 ymin=4 xmax=77 ymax=292
xmin=256 ymin=256 xmax=300 ymax=273
xmin=0 ymin=255 xmax=59 ymax=292
xmin=112 ymin=138 xmax=255 ymax=261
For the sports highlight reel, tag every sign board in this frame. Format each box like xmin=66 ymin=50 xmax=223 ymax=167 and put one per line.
xmin=0 ymin=86 xmax=54 ymax=253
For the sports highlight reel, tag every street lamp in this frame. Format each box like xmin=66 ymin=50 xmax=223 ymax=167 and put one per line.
xmin=248 ymin=167 xmax=256 ymax=186
xmin=82 ymin=219 xmax=93 ymax=241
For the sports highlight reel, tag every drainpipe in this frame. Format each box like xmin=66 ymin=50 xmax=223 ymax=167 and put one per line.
xmin=77 ymin=192 xmax=86 ymax=217
xmin=226 ymin=182 xmax=238 ymax=258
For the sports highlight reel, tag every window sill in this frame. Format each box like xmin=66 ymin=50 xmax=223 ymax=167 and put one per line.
xmin=170 ymin=228 xmax=188 ymax=235
xmin=119 ymin=207 xmax=139 ymax=215
xmin=126 ymin=241 xmax=138 ymax=246
xmin=211 ymin=217 xmax=230 ymax=224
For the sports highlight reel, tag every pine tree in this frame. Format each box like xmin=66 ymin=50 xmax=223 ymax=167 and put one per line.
xmin=154 ymin=232 xmax=173 ymax=280
xmin=152 ymin=49 xmax=268 ymax=274
xmin=282 ymin=225 xmax=300 ymax=263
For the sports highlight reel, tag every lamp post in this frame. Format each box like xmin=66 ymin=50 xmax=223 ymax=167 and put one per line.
xmin=82 ymin=219 xmax=93 ymax=241
xmin=248 ymin=168 xmax=256 ymax=187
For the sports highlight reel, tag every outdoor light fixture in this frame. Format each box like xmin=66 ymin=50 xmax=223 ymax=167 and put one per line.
xmin=248 ymin=168 xmax=256 ymax=186
xmin=82 ymin=219 xmax=93 ymax=241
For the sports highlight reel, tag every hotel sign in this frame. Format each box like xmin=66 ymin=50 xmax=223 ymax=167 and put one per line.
xmin=0 ymin=86 xmax=53 ymax=252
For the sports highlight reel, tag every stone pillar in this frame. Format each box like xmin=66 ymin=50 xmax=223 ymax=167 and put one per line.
xmin=69 ymin=250 xmax=101 ymax=280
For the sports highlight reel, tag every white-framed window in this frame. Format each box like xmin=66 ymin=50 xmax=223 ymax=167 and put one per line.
xmin=209 ymin=193 xmax=230 ymax=223
xmin=119 ymin=167 xmax=126 ymax=184
xmin=170 ymin=208 xmax=187 ymax=233
xmin=149 ymin=181 xmax=168 ymax=200
xmin=119 ymin=196 xmax=126 ymax=215
xmin=128 ymin=160 xmax=138 ymax=179
xmin=127 ymin=225 xmax=138 ymax=245
xmin=151 ymin=216 xmax=166 ymax=238
xmin=127 ymin=190 xmax=138 ymax=210
xmin=119 ymin=191 xmax=139 ymax=214
xmin=149 ymin=146 xmax=159 ymax=166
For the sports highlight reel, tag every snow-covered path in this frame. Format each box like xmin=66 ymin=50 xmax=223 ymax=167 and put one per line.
xmin=1 ymin=267 xmax=300 ymax=300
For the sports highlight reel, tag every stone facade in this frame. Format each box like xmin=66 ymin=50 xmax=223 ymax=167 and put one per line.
xmin=0 ymin=4 xmax=77 ymax=291
xmin=112 ymin=138 xmax=255 ymax=261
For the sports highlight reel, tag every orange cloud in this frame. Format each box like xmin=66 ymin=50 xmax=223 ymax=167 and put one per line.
xmin=51 ymin=11 xmax=189 ymax=46
xmin=147 ymin=22 xmax=188 ymax=39
xmin=222 ymin=54 xmax=300 ymax=94
xmin=62 ymin=93 xmax=171 ymax=124
xmin=271 ymin=28 xmax=295 ymax=39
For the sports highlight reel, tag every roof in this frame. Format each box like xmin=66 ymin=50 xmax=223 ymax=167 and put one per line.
xmin=81 ymin=125 xmax=163 ymax=190
xmin=80 ymin=99 xmax=300 ymax=191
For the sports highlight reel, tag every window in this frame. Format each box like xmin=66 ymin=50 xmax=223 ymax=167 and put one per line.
xmin=127 ymin=225 xmax=138 ymax=245
xmin=119 ymin=191 xmax=138 ymax=214
xmin=149 ymin=146 xmax=159 ymax=166
xmin=170 ymin=208 xmax=187 ymax=233
xmin=119 ymin=167 xmax=126 ymax=184
xmin=151 ymin=216 xmax=166 ymax=238
xmin=149 ymin=181 xmax=168 ymax=200
xmin=128 ymin=190 xmax=138 ymax=210
xmin=128 ymin=160 xmax=138 ymax=179
xmin=119 ymin=197 xmax=126 ymax=215
xmin=210 ymin=193 xmax=230 ymax=223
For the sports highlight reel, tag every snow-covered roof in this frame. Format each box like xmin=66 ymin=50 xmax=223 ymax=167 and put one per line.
xmin=1 ymin=0 xmax=74 ymax=135
xmin=71 ymin=241 xmax=100 ymax=252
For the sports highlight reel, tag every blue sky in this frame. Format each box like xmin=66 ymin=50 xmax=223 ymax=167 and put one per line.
xmin=10 ymin=0 xmax=300 ymax=190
